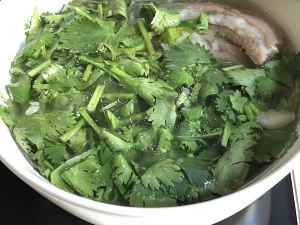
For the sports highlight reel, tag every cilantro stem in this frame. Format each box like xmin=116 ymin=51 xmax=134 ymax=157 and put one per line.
xmin=244 ymin=104 xmax=254 ymax=121
xmin=101 ymin=101 xmax=118 ymax=111
xmin=221 ymin=122 xmax=231 ymax=147
xmin=79 ymin=56 xmax=108 ymax=72
xmin=190 ymin=82 xmax=201 ymax=103
xmin=79 ymin=108 xmax=133 ymax=151
xmin=102 ymin=93 xmax=136 ymax=99
xmin=50 ymin=148 xmax=95 ymax=188
xmin=74 ymin=7 xmax=95 ymax=21
xmin=27 ymin=59 xmax=52 ymax=77
xmin=114 ymin=112 xmax=147 ymax=129
xmin=43 ymin=160 xmax=55 ymax=170
xmin=175 ymin=130 xmax=222 ymax=141
xmin=82 ymin=64 xmax=93 ymax=81
xmin=122 ymin=46 xmax=147 ymax=62
xmin=137 ymin=19 xmax=155 ymax=55
xmin=60 ymin=119 xmax=85 ymax=143
xmin=97 ymin=3 xmax=103 ymax=19
xmin=222 ymin=64 xmax=244 ymax=71
xmin=79 ymin=108 xmax=103 ymax=136
xmin=109 ymin=66 xmax=131 ymax=78
xmin=87 ymin=85 xmax=105 ymax=112
xmin=105 ymin=110 xmax=120 ymax=129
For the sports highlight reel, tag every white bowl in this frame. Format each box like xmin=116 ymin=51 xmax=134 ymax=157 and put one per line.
xmin=1 ymin=0 xmax=300 ymax=225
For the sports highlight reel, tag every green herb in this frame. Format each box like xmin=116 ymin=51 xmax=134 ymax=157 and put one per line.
xmin=1 ymin=0 xmax=299 ymax=207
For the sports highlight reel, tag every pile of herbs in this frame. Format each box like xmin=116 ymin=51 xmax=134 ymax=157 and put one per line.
xmin=1 ymin=0 xmax=299 ymax=207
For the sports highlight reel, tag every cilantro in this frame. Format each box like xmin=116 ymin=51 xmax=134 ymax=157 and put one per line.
xmin=60 ymin=19 xmax=117 ymax=55
xmin=43 ymin=140 xmax=69 ymax=167
xmin=141 ymin=3 xmax=181 ymax=34
xmin=61 ymin=154 xmax=101 ymax=197
xmin=225 ymin=68 xmax=265 ymax=97
xmin=112 ymin=153 xmax=137 ymax=196
xmin=177 ymin=157 xmax=211 ymax=187
xmin=230 ymin=90 xmax=248 ymax=113
xmin=1 ymin=0 xmax=299 ymax=208
xmin=165 ymin=42 xmax=211 ymax=70
xmin=141 ymin=159 xmax=183 ymax=190
xmin=129 ymin=180 xmax=177 ymax=207
xmin=196 ymin=13 xmax=209 ymax=34
xmin=146 ymin=94 xmax=177 ymax=128
xmin=157 ymin=128 xmax=173 ymax=154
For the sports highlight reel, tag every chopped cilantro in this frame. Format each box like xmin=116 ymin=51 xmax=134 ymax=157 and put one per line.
xmin=1 ymin=0 xmax=299 ymax=207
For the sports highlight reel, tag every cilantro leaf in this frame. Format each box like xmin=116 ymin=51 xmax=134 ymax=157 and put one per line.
xmin=146 ymin=94 xmax=177 ymax=128
xmin=129 ymin=180 xmax=177 ymax=207
xmin=176 ymin=120 xmax=201 ymax=151
xmin=177 ymin=157 xmax=211 ymax=187
xmin=181 ymin=106 xmax=203 ymax=122
xmin=12 ymin=128 xmax=32 ymax=156
xmin=61 ymin=154 xmax=101 ymax=197
xmin=141 ymin=159 xmax=183 ymax=190
xmin=50 ymin=149 xmax=95 ymax=192
xmin=43 ymin=140 xmax=69 ymax=167
xmin=167 ymin=69 xmax=195 ymax=88
xmin=157 ymin=128 xmax=173 ymax=154
xmin=254 ymin=128 xmax=298 ymax=163
xmin=60 ymin=19 xmax=106 ymax=54
xmin=215 ymin=89 xmax=236 ymax=121
xmin=229 ymin=90 xmax=248 ymax=113
xmin=225 ymin=68 xmax=265 ymax=97
xmin=112 ymin=153 xmax=138 ymax=196
xmin=165 ymin=42 xmax=211 ymax=70
xmin=116 ymin=74 xmax=174 ymax=105
xmin=102 ymin=0 xmax=128 ymax=19
xmin=142 ymin=3 xmax=181 ymax=34
xmin=255 ymin=76 xmax=291 ymax=99
xmin=60 ymin=18 xmax=123 ymax=58
xmin=16 ymin=111 xmax=76 ymax=138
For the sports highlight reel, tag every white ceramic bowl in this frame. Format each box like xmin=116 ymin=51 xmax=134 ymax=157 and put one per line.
xmin=1 ymin=1 xmax=300 ymax=225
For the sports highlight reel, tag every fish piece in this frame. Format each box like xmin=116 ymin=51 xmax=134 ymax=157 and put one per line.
xmin=190 ymin=26 xmax=253 ymax=66
xmin=175 ymin=2 xmax=284 ymax=65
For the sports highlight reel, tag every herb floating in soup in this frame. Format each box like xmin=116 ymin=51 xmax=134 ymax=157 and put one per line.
xmin=1 ymin=0 xmax=300 ymax=207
